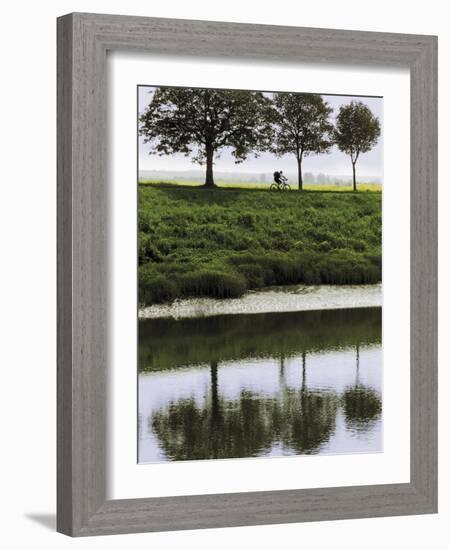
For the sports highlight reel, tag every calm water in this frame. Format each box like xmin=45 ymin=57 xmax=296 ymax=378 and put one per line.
xmin=138 ymin=307 xmax=382 ymax=463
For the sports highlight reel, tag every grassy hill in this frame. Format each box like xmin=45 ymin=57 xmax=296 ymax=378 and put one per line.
xmin=138 ymin=183 xmax=382 ymax=306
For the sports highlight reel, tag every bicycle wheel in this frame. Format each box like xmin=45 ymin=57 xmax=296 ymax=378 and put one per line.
xmin=270 ymin=183 xmax=279 ymax=191
xmin=282 ymin=183 xmax=291 ymax=191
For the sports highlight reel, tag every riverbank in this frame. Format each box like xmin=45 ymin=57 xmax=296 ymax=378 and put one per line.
xmin=139 ymin=283 xmax=382 ymax=319
xmin=138 ymin=185 xmax=382 ymax=307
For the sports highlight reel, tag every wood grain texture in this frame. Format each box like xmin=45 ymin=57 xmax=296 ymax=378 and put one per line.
xmin=57 ymin=12 xmax=438 ymax=537
xmin=57 ymin=13 xmax=74 ymax=536
xmin=409 ymin=36 xmax=438 ymax=508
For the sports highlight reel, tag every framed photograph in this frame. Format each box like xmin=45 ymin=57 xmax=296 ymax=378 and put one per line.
xmin=57 ymin=13 xmax=437 ymax=536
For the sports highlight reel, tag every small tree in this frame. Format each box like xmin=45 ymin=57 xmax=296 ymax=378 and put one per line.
xmin=139 ymin=87 xmax=273 ymax=187
xmin=334 ymin=101 xmax=381 ymax=191
xmin=270 ymin=93 xmax=333 ymax=191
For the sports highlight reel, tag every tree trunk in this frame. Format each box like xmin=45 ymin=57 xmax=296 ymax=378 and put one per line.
xmin=352 ymin=161 xmax=357 ymax=191
xmin=301 ymin=351 xmax=306 ymax=390
xmin=297 ymin=155 xmax=303 ymax=191
xmin=210 ymin=360 xmax=219 ymax=419
xmin=210 ymin=360 xmax=220 ymax=459
xmin=204 ymin=143 xmax=215 ymax=187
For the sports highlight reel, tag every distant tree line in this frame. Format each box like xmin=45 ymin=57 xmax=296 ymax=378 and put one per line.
xmin=139 ymin=88 xmax=381 ymax=191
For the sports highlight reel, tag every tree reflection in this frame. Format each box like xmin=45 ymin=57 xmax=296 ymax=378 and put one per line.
xmin=341 ymin=343 xmax=382 ymax=432
xmin=151 ymin=395 xmax=275 ymax=461
xmin=151 ymin=355 xmax=339 ymax=461
xmin=151 ymin=359 xmax=277 ymax=460
xmin=276 ymin=352 xmax=338 ymax=454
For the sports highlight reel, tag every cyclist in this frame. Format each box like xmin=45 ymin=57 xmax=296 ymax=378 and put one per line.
xmin=273 ymin=170 xmax=288 ymax=186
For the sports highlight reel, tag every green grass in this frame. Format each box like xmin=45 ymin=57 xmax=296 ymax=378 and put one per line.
xmin=138 ymin=184 xmax=382 ymax=306
xmin=139 ymin=179 xmax=382 ymax=192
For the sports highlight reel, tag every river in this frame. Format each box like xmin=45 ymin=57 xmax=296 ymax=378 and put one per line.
xmin=138 ymin=285 xmax=382 ymax=463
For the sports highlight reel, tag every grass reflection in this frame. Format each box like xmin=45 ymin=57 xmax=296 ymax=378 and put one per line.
xmin=139 ymin=307 xmax=381 ymax=372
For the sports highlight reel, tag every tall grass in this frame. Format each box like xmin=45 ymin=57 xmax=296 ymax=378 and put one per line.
xmin=138 ymin=185 xmax=382 ymax=306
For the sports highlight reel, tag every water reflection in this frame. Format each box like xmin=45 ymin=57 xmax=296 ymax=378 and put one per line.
xmin=342 ymin=345 xmax=382 ymax=432
xmin=139 ymin=307 xmax=382 ymax=463
xmin=279 ymin=352 xmax=339 ymax=454
xmin=139 ymin=307 xmax=381 ymax=372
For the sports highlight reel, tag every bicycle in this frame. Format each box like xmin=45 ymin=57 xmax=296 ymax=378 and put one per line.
xmin=270 ymin=181 xmax=291 ymax=191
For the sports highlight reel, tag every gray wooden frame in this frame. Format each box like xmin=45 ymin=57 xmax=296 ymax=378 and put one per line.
xmin=57 ymin=12 xmax=438 ymax=537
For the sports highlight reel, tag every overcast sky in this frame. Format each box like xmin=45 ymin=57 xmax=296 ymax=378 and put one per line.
xmin=138 ymin=86 xmax=383 ymax=179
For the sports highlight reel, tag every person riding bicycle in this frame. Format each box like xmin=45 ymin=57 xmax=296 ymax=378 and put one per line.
xmin=273 ymin=170 xmax=288 ymax=185
xmin=280 ymin=171 xmax=288 ymax=184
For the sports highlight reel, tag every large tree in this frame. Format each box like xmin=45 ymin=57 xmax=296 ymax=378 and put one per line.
xmin=270 ymin=93 xmax=333 ymax=191
xmin=139 ymin=87 xmax=273 ymax=187
xmin=333 ymin=101 xmax=381 ymax=191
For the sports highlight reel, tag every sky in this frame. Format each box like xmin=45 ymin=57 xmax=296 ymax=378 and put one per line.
xmin=138 ymin=85 xmax=383 ymax=180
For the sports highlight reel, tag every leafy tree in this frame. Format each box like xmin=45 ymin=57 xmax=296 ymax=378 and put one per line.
xmin=333 ymin=101 xmax=381 ymax=191
xmin=270 ymin=93 xmax=333 ymax=190
xmin=139 ymin=87 xmax=272 ymax=187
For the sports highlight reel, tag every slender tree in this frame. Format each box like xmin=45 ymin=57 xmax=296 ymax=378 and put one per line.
xmin=333 ymin=101 xmax=381 ymax=191
xmin=139 ymin=87 xmax=273 ymax=187
xmin=270 ymin=93 xmax=333 ymax=191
